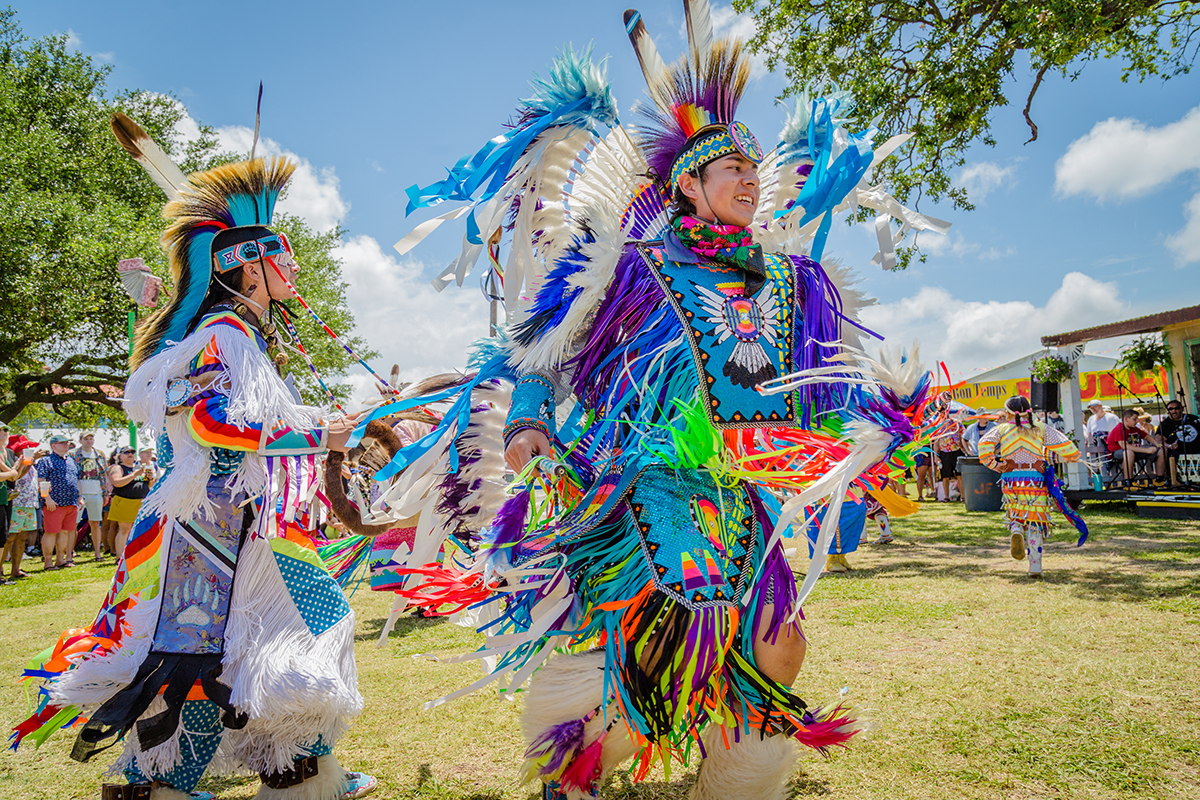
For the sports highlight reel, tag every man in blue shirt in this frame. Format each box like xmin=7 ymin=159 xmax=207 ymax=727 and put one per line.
xmin=36 ymin=434 xmax=79 ymax=570
xmin=962 ymin=407 xmax=996 ymax=457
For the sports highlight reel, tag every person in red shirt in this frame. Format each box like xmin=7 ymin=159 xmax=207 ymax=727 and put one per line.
xmin=1106 ymin=409 xmax=1165 ymax=483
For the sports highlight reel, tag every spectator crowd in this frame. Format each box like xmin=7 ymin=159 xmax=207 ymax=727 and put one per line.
xmin=0 ymin=425 xmax=157 ymax=584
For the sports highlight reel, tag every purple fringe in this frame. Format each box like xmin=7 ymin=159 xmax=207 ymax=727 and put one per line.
xmin=792 ymin=254 xmax=846 ymax=424
xmin=490 ymin=489 xmax=530 ymax=548
xmin=748 ymin=487 xmax=801 ymax=646
xmin=567 ymin=247 xmax=663 ymax=408
xmin=525 ymin=718 xmax=585 ymax=775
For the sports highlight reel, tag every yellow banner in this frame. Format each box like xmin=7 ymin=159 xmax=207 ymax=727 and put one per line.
xmin=959 ymin=368 xmax=1169 ymax=411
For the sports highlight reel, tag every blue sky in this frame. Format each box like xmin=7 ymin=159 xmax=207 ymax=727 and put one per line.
xmin=21 ymin=1 xmax=1200 ymax=398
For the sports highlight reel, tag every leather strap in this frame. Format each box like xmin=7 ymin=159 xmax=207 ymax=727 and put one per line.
xmin=260 ymin=755 xmax=320 ymax=789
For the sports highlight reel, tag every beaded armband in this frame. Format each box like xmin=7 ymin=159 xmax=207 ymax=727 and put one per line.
xmin=504 ymin=374 xmax=556 ymax=444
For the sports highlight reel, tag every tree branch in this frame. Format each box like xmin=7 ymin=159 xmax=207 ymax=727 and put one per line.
xmin=1023 ymin=64 xmax=1051 ymax=143
xmin=2 ymin=353 xmax=128 ymax=422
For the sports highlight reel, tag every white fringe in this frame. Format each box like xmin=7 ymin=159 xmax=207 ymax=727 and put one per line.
xmin=149 ymin=784 xmax=195 ymax=800
xmin=49 ymin=585 xmax=162 ymax=711
xmin=253 ymin=754 xmax=349 ymax=800
xmin=688 ymin=727 xmax=799 ymax=800
xmin=522 ymin=650 xmax=638 ymax=794
xmin=219 ymin=535 xmax=362 ymax=775
xmin=126 ymin=321 xmax=325 ymax=523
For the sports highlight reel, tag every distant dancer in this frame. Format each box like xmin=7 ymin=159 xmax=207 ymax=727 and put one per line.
xmin=979 ymin=396 xmax=1087 ymax=577
xmin=934 ymin=407 xmax=964 ymax=501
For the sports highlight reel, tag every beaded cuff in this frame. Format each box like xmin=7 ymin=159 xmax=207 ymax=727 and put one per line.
xmin=504 ymin=374 xmax=556 ymax=444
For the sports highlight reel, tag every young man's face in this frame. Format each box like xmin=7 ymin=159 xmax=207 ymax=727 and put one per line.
xmin=80 ymin=434 xmax=94 ymax=449
xmin=680 ymin=153 xmax=761 ymax=228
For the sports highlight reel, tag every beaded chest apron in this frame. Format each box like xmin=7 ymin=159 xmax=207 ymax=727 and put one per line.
xmin=638 ymin=243 xmax=797 ymax=428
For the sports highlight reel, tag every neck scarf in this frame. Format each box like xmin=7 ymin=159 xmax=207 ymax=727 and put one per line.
xmin=672 ymin=215 xmax=764 ymax=273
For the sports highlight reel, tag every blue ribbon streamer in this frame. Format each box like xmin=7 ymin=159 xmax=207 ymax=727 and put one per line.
xmin=404 ymin=97 xmax=591 ymax=247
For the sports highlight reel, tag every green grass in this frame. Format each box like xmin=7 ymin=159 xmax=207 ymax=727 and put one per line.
xmin=2 ymin=502 xmax=1199 ymax=798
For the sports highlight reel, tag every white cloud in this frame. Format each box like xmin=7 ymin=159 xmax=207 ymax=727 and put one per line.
xmin=63 ymin=29 xmax=82 ymax=50
xmin=1166 ymin=193 xmax=1200 ymax=264
xmin=913 ymin=231 xmax=1014 ymax=261
xmin=710 ymin=5 xmax=767 ymax=79
xmin=955 ymin=161 xmax=1014 ymax=201
xmin=859 ymin=271 xmax=1127 ymax=370
xmin=1055 ymin=104 xmax=1200 ymax=264
xmin=978 ymin=246 xmax=1017 ymax=261
xmin=1055 ymin=106 xmax=1200 ymax=200
xmin=336 ymin=236 xmax=488 ymax=406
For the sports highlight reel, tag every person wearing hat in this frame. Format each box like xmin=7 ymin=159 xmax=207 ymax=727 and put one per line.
xmin=5 ymin=434 xmax=39 ymax=580
xmin=106 ymin=446 xmax=153 ymax=557
xmin=1084 ymin=400 xmax=1120 ymax=442
xmin=35 ymin=434 xmax=80 ymax=571
xmin=72 ymin=431 xmax=107 ymax=560
xmin=961 ymin=406 xmax=996 ymax=457
xmin=0 ymin=422 xmax=31 ymax=580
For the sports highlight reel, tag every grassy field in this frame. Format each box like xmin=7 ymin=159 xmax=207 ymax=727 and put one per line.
xmin=1 ymin=500 xmax=1198 ymax=799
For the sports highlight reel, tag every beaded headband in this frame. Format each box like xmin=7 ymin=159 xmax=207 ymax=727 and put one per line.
xmin=669 ymin=121 xmax=763 ymax=190
xmin=212 ymin=231 xmax=293 ymax=274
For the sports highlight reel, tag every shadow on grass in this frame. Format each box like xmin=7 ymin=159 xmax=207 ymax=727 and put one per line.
xmin=602 ymin=767 xmax=831 ymax=798
xmin=355 ymin=613 xmax=446 ymax=643
xmin=196 ymin=773 xmax=258 ymax=793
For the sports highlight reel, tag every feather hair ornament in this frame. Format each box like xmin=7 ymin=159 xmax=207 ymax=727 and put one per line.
xmin=110 ymin=113 xmax=188 ymax=201
xmin=250 ymin=81 xmax=263 ymax=161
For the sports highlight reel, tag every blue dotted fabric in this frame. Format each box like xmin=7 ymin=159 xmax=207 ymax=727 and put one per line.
xmin=274 ymin=551 xmax=351 ymax=637
xmin=123 ymin=700 xmax=223 ymax=792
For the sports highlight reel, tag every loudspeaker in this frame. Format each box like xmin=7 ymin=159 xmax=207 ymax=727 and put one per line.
xmin=1030 ymin=380 xmax=1059 ymax=412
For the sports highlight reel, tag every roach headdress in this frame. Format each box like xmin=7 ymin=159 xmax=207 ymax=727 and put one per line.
xmin=130 ymin=156 xmax=295 ymax=368
xmin=624 ymin=6 xmax=758 ymax=190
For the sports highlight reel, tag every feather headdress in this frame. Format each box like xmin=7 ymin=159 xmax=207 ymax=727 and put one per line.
xmin=627 ymin=23 xmax=752 ymax=187
xmin=131 ymin=157 xmax=295 ymax=367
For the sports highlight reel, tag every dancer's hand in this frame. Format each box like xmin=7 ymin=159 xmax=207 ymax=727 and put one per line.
xmin=505 ymin=429 xmax=552 ymax=473
xmin=327 ymin=412 xmax=365 ymax=453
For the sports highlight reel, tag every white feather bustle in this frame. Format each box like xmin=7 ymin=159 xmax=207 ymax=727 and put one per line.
xmin=443 ymin=382 xmax=511 ymax=536
xmin=522 ymin=650 xmax=638 ymax=797
xmin=508 ymin=197 xmax=631 ymax=374
xmin=253 ymin=754 xmax=349 ymax=800
xmin=125 ymin=321 xmax=325 ymax=524
xmin=688 ymin=726 xmax=799 ymax=800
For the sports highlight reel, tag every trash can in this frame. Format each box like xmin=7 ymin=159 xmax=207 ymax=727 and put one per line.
xmin=959 ymin=456 xmax=1002 ymax=512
